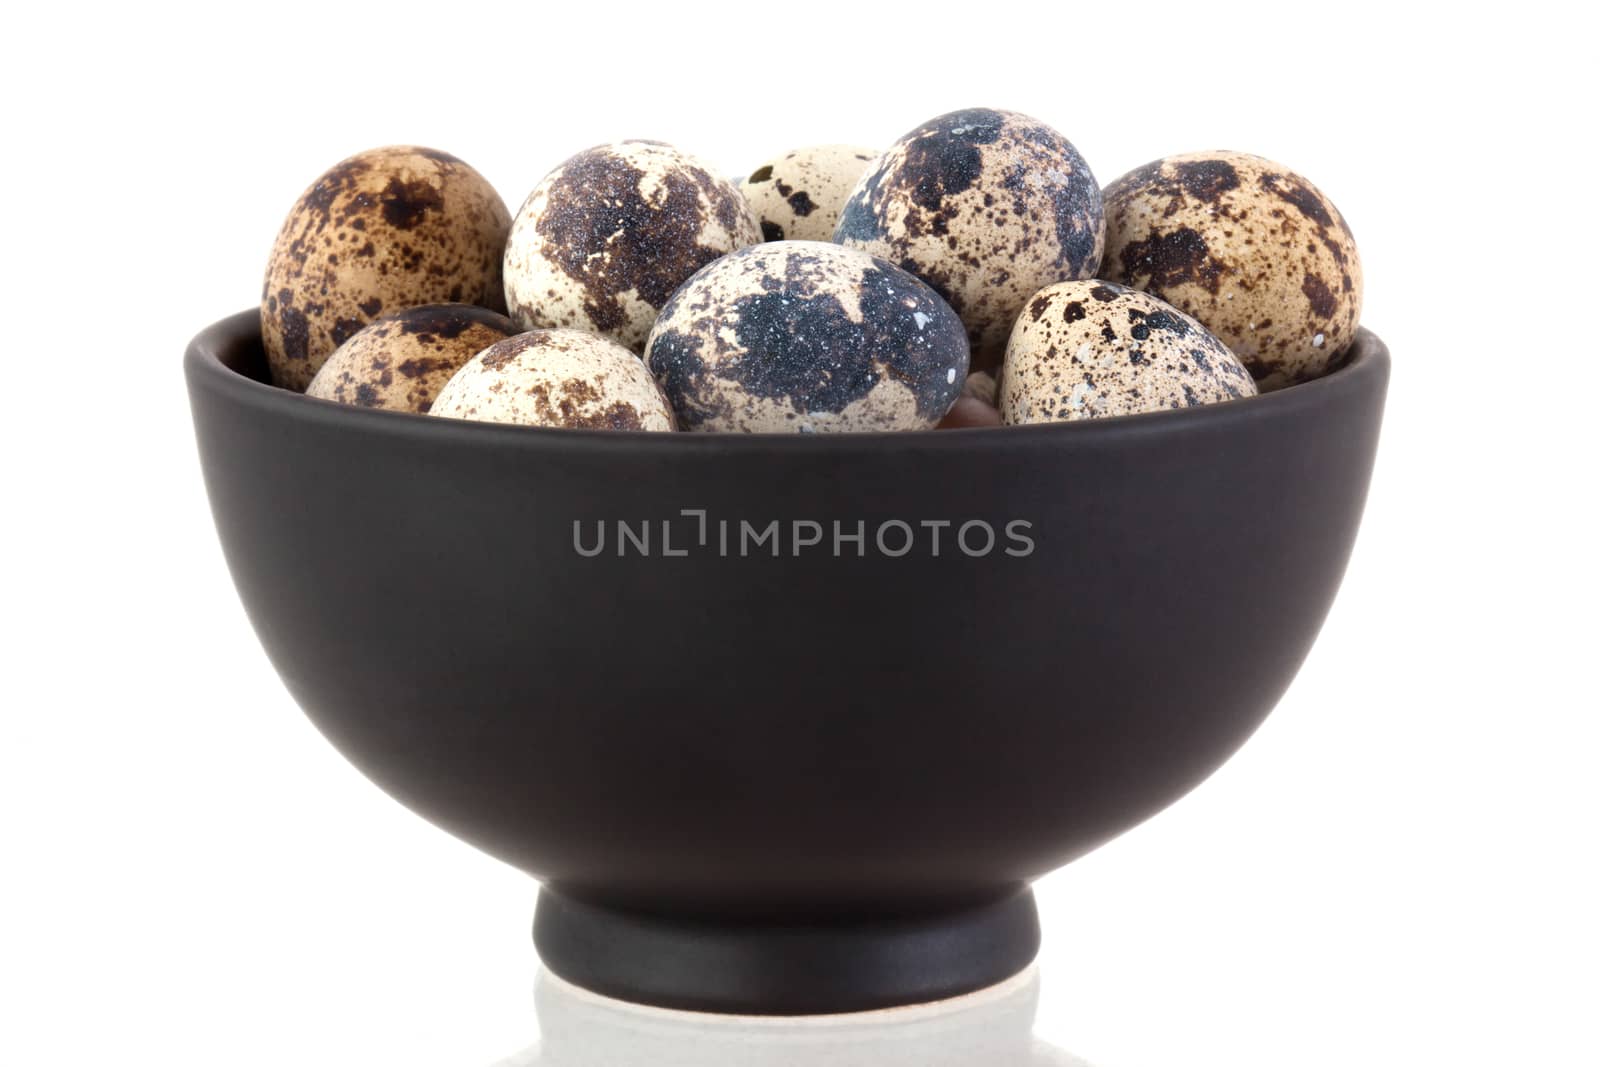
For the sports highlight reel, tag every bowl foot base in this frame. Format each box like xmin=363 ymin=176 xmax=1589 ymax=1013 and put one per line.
xmin=532 ymin=886 xmax=1041 ymax=1016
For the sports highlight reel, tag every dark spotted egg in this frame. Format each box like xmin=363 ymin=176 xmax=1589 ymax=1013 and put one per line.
xmin=503 ymin=141 xmax=762 ymax=354
xmin=261 ymin=146 xmax=511 ymax=392
xmin=306 ymin=304 xmax=516 ymax=413
xmin=430 ymin=330 xmax=675 ymax=431
xmin=999 ymin=280 xmax=1256 ymax=424
xmin=645 ymin=241 xmax=969 ymax=433
xmin=740 ymin=145 xmax=877 ymax=242
xmin=1103 ymin=151 xmax=1362 ymax=389
xmin=833 ymin=108 xmax=1104 ymax=373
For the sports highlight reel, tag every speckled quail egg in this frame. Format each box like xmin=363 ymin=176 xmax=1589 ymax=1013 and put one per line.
xmin=936 ymin=370 xmax=1003 ymax=429
xmin=833 ymin=108 xmax=1103 ymax=373
xmin=430 ymin=329 xmax=676 ymax=431
xmin=1103 ymin=150 xmax=1362 ymax=389
xmin=305 ymin=303 xmax=516 ymax=413
xmin=262 ymin=146 xmax=511 ymax=392
xmin=999 ymin=280 xmax=1256 ymax=424
xmin=503 ymin=140 xmax=762 ymax=354
xmin=740 ymin=145 xmax=878 ymax=242
xmin=961 ymin=370 xmax=997 ymax=406
xmin=645 ymin=241 xmax=968 ymax=433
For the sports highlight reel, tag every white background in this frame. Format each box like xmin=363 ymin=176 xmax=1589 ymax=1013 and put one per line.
xmin=3 ymin=3 xmax=1596 ymax=1065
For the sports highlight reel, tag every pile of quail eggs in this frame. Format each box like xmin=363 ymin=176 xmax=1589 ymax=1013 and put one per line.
xmin=261 ymin=108 xmax=1363 ymax=433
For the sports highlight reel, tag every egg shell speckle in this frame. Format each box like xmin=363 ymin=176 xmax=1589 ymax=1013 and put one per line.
xmin=261 ymin=146 xmax=511 ymax=392
xmin=999 ymin=280 xmax=1256 ymax=424
xmin=1102 ymin=150 xmax=1362 ymax=389
xmin=503 ymin=140 xmax=762 ymax=354
xmin=740 ymin=144 xmax=878 ymax=242
xmin=834 ymin=108 xmax=1104 ymax=372
xmin=306 ymin=304 xmax=516 ymax=413
xmin=645 ymin=241 xmax=969 ymax=433
xmin=430 ymin=330 xmax=675 ymax=431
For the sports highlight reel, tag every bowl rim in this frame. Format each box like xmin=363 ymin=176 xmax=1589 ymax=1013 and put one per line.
xmin=186 ymin=309 xmax=1389 ymax=451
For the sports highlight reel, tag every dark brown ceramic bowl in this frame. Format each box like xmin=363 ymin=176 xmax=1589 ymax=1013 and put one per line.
xmin=185 ymin=310 xmax=1388 ymax=1014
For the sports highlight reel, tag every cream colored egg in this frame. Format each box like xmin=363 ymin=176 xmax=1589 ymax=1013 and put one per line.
xmin=834 ymin=108 xmax=1103 ymax=373
xmin=999 ymin=280 xmax=1256 ymax=424
xmin=306 ymin=304 xmax=516 ymax=413
xmin=503 ymin=140 xmax=762 ymax=354
xmin=645 ymin=242 xmax=968 ymax=433
xmin=261 ymin=146 xmax=511 ymax=392
xmin=740 ymin=144 xmax=877 ymax=242
xmin=430 ymin=330 xmax=675 ymax=431
xmin=1102 ymin=150 xmax=1362 ymax=388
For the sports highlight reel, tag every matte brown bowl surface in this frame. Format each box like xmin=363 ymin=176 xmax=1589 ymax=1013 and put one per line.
xmin=185 ymin=311 xmax=1388 ymax=1012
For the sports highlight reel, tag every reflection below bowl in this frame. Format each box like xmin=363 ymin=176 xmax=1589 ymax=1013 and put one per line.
xmin=492 ymin=965 xmax=1092 ymax=1067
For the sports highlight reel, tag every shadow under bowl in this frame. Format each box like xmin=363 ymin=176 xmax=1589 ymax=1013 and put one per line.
xmin=185 ymin=310 xmax=1388 ymax=1014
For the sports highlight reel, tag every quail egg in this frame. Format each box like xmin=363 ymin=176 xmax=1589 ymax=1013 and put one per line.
xmin=961 ymin=370 xmax=997 ymax=406
xmin=740 ymin=144 xmax=877 ymax=242
xmin=645 ymin=241 xmax=968 ymax=432
xmin=834 ymin=108 xmax=1103 ymax=372
xmin=1102 ymin=150 xmax=1362 ymax=388
xmin=306 ymin=303 xmax=516 ymax=413
xmin=935 ymin=370 xmax=1002 ymax=428
xmin=430 ymin=329 xmax=676 ymax=431
xmin=503 ymin=140 xmax=762 ymax=353
xmin=261 ymin=146 xmax=511 ymax=392
xmin=999 ymin=280 xmax=1256 ymax=424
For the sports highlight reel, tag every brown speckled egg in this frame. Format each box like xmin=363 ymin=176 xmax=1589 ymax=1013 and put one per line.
xmin=936 ymin=369 xmax=1003 ymax=428
xmin=261 ymin=146 xmax=511 ymax=392
xmin=305 ymin=304 xmax=516 ymax=413
xmin=833 ymin=108 xmax=1103 ymax=373
xmin=937 ymin=395 xmax=1003 ymax=430
xmin=503 ymin=140 xmax=762 ymax=354
xmin=430 ymin=330 xmax=675 ymax=431
xmin=740 ymin=145 xmax=878 ymax=242
xmin=1102 ymin=150 xmax=1362 ymax=389
xmin=961 ymin=370 xmax=997 ymax=406
xmin=645 ymin=241 xmax=968 ymax=433
xmin=999 ymin=281 xmax=1256 ymax=424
